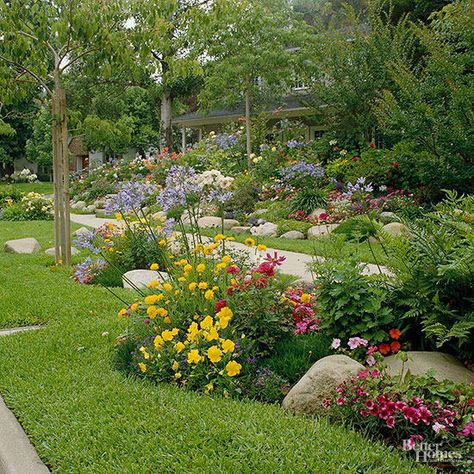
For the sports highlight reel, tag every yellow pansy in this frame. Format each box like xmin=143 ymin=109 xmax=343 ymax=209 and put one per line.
xmin=154 ymin=335 xmax=164 ymax=350
xmin=172 ymin=360 xmax=179 ymax=371
xmin=115 ymin=213 xmax=123 ymax=221
xmin=225 ymin=361 xmax=242 ymax=377
xmin=174 ymin=289 xmax=181 ymax=296
xmin=138 ymin=363 xmax=147 ymax=373
xmin=147 ymin=280 xmax=160 ymax=289
xmin=200 ymin=316 xmax=213 ymax=330
xmin=207 ymin=345 xmax=223 ymax=364
xmin=157 ymin=307 xmax=168 ymax=318
xmin=171 ymin=328 xmax=179 ymax=336
xmin=147 ymin=306 xmax=158 ymax=319
xmin=178 ymin=276 xmax=186 ymax=282
xmin=163 ymin=283 xmax=172 ymax=292
xmin=118 ymin=308 xmax=127 ymax=319
xmin=184 ymin=264 xmax=193 ymax=273
xmin=174 ymin=372 xmax=181 ymax=379
xmin=130 ymin=303 xmax=140 ymax=312
xmin=215 ymin=262 xmax=226 ymax=271
xmin=139 ymin=346 xmax=150 ymax=359
xmin=198 ymin=282 xmax=208 ymax=290
xmin=150 ymin=263 xmax=160 ymax=271
xmin=159 ymin=239 xmax=167 ymax=246
xmin=162 ymin=330 xmax=175 ymax=341
xmin=221 ymin=256 xmax=232 ymax=264
xmin=174 ymin=341 xmax=185 ymax=353
xmin=214 ymin=234 xmax=225 ymax=242
xmin=206 ymin=326 xmax=219 ymax=341
xmin=257 ymin=244 xmax=267 ymax=252
xmin=226 ymin=237 xmax=235 ymax=241
xmin=144 ymin=294 xmax=162 ymax=305
xmin=221 ymin=339 xmax=235 ymax=353
xmin=187 ymin=349 xmax=201 ymax=364
xmin=188 ymin=282 xmax=197 ymax=291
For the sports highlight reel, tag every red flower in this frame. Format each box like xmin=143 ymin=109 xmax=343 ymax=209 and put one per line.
xmin=391 ymin=162 xmax=400 ymax=169
xmin=388 ymin=328 xmax=401 ymax=340
xmin=319 ymin=212 xmax=328 ymax=220
xmin=215 ymin=299 xmax=227 ymax=313
xmin=390 ymin=341 xmax=401 ymax=354
xmin=379 ymin=343 xmax=391 ymax=355
xmin=352 ymin=156 xmax=359 ymax=162
xmin=369 ymin=143 xmax=375 ymax=148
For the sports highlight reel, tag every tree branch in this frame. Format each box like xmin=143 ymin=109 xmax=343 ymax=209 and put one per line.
xmin=60 ymin=48 xmax=98 ymax=72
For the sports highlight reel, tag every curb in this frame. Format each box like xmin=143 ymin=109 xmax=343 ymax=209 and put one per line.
xmin=0 ymin=395 xmax=50 ymax=473
xmin=0 ymin=326 xmax=44 ymax=338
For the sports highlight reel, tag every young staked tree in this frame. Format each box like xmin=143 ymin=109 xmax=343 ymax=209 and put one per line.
xmin=199 ymin=0 xmax=313 ymax=167
xmin=0 ymin=0 xmax=126 ymax=265
xmin=131 ymin=0 xmax=212 ymax=152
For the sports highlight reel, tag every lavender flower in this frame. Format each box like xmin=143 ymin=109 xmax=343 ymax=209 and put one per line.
xmin=342 ymin=177 xmax=374 ymax=199
xmin=105 ymin=180 xmax=157 ymax=215
xmin=215 ymin=133 xmax=238 ymax=150
xmin=160 ymin=218 xmax=176 ymax=238
xmin=73 ymin=229 xmax=100 ymax=254
xmin=208 ymin=189 xmax=233 ymax=205
xmin=280 ymin=161 xmax=324 ymax=182
xmin=286 ymin=139 xmax=300 ymax=148
xmin=73 ymin=257 xmax=107 ymax=284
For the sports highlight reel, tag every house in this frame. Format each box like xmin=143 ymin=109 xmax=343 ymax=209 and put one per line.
xmin=172 ymin=94 xmax=325 ymax=151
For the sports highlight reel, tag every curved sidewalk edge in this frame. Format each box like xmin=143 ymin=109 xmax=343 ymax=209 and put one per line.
xmin=0 ymin=395 xmax=50 ymax=473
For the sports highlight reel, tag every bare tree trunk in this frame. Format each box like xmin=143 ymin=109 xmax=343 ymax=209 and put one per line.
xmin=52 ymin=68 xmax=71 ymax=265
xmin=160 ymin=89 xmax=173 ymax=152
xmin=245 ymin=87 xmax=252 ymax=168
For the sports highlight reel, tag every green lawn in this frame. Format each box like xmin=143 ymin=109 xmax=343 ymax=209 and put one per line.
xmin=0 ymin=181 xmax=54 ymax=195
xmin=198 ymin=227 xmax=388 ymax=265
xmin=0 ymin=221 xmax=429 ymax=473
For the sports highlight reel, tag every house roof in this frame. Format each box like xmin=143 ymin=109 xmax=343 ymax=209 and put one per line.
xmin=172 ymin=94 xmax=314 ymax=128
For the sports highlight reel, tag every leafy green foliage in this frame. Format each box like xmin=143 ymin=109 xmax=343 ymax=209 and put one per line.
xmin=314 ymin=258 xmax=394 ymax=343
xmin=290 ymin=189 xmax=327 ymax=214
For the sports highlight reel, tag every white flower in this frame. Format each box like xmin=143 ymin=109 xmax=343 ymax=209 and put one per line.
xmin=329 ymin=140 xmax=337 ymax=146
xmin=331 ymin=338 xmax=341 ymax=349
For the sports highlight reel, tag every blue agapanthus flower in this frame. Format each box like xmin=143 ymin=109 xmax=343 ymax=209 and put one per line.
xmin=157 ymin=165 xmax=201 ymax=212
xmin=105 ymin=180 xmax=157 ymax=215
xmin=280 ymin=161 xmax=324 ymax=182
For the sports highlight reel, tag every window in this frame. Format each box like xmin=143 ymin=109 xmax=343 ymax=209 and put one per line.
xmin=314 ymin=130 xmax=325 ymax=140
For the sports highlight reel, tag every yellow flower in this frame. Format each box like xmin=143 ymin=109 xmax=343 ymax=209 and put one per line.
xmin=174 ymin=289 xmax=181 ymax=296
xmin=138 ymin=362 xmax=147 ymax=373
xmin=226 ymin=237 xmax=235 ymax=241
xmin=171 ymin=327 xmax=179 ymax=336
xmin=222 ymin=256 xmax=231 ymax=266
xmin=163 ymin=283 xmax=172 ymax=292
xmin=271 ymin=146 xmax=277 ymax=152
xmin=301 ymin=293 xmax=311 ymax=303
xmin=154 ymin=335 xmax=164 ymax=350
xmin=200 ymin=315 xmax=214 ymax=330
xmin=206 ymin=326 xmax=219 ymax=341
xmin=139 ymin=346 xmax=150 ymax=359
xmin=162 ymin=330 xmax=175 ymax=341
xmin=118 ymin=308 xmax=127 ymax=319
xmin=178 ymin=276 xmax=186 ymax=282
xmin=150 ymin=263 xmax=160 ymax=270
xmin=159 ymin=239 xmax=167 ymax=246
xmin=147 ymin=280 xmax=160 ymax=289
xmin=204 ymin=289 xmax=214 ymax=301
xmin=198 ymin=281 xmax=208 ymax=290
xmin=184 ymin=264 xmax=193 ymax=273
xmin=207 ymin=345 xmax=223 ymax=363
xmin=188 ymin=282 xmax=197 ymax=291
xmin=187 ymin=349 xmax=201 ymax=364
xmin=214 ymin=234 xmax=225 ymax=242
xmin=174 ymin=341 xmax=185 ymax=353
xmin=225 ymin=361 xmax=242 ymax=377
xmin=157 ymin=307 xmax=168 ymax=318
xmin=172 ymin=360 xmax=179 ymax=371
xmin=257 ymin=244 xmax=267 ymax=252
xmin=115 ymin=213 xmax=123 ymax=221
xmin=174 ymin=372 xmax=181 ymax=379
xmin=217 ymin=306 xmax=233 ymax=329
xmin=144 ymin=294 xmax=162 ymax=305
xmin=147 ymin=306 xmax=158 ymax=319
xmin=130 ymin=303 xmax=140 ymax=312
xmin=221 ymin=339 xmax=235 ymax=353
xmin=244 ymin=238 xmax=255 ymax=247
xmin=163 ymin=316 xmax=171 ymax=324
xmin=196 ymin=263 xmax=206 ymax=273
xmin=205 ymin=383 xmax=214 ymax=394
xmin=215 ymin=262 xmax=226 ymax=271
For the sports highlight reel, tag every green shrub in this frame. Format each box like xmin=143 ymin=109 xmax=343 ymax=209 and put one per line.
xmin=333 ymin=216 xmax=382 ymax=242
xmin=276 ymin=219 xmax=312 ymax=237
xmin=313 ymin=258 xmax=394 ymax=344
xmin=226 ymin=173 xmax=260 ymax=216
xmin=290 ymin=189 xmax=327 ymax=214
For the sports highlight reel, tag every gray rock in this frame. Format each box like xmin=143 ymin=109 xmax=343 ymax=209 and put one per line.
xmin=382 ymin=222 xmax=409 ymax=237
xmin=307 ymin=223 xmax=339 ymax=238
xmin=45 ymin=247 xmax=80 ymax=256
xmin=231 ymin=226 xmax=251 ymax=234
xmin=385 ymin=352 xmax=474 ymax=385
xmin=256 ymin=218 xmax=266 ymax=225
xmin=122 ymin=269 xmax=170 ymax=289
xmin=73 ymin=227 xmax=90 ymax=236
xmin=282 ymin=355 xmax=364 ymax=415
xmin=280 ymin=230 xmax=305 ymax=240
xmin=253 ymin=208 xmax=268 ymax=216
xmin=4 ymin=238 xmax=41 ymax=254
xmin=250 ymin=222 xmax=278 ymax=237
xmin=85 ymin=204 xmax=96 ymax=213
xmin=379 ymin=211 xmax=397 ymax=224
xmin=197 ymin=216 xmax=240 ymax=230
xmin=94 ymin=200 xmax=105 ymax=209
xmin=74 ymin=200 xmax=86 ymax=211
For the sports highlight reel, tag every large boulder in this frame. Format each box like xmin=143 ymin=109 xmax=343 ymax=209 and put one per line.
xmin=379 ymin=211 xmax=397 ymax=224
xmin=73 ymin=227 xmax=90 ymax=236
xmin=85 ymin=204 xmax=96 ymax=214
xmin=309 ymin=208 xmax=327 ymax=220
xmin=385 ymin=352 xmax=474 ymax=385
xmin=197 ymin=216 xmax=240 ymax=230
xmin=280 ymin=230 xmax=305 ymax=240
xmin=282 ymin=355 xmax=364 ymax=415
xmin=307 ymin=223 xmax=339 ymax=239
xmin=230 ymin=226 xmax=251 ymax=234
xmin=45 ymin=247 xmax=80 ymax=257
xmin=4 ymin=238 xmax=41 ymax=254
xmin=72 ymin=200 xmax=86 ymax=211
xmin=122 ymin=269 xmax=170 ymax=289
xmin=382 ymin=222 xmax=409 ymax=237
xmin=251 ymin=222 xmax=278 ymax=237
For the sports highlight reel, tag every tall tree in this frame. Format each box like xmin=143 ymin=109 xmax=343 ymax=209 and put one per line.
xmin=0 ymin=0 xmax=126 ymax=264
xmin=131 ymin=0 xmax=211 ymax=152
xmin=200 ymin=0 xmax=314 ymax=166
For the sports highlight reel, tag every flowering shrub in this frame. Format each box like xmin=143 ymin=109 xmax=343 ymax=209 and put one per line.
xmin=325 ymin=364 xmax=474 ymax=470
xmin=279 ymin=161 xmax=324 ymax=190
xmin=8 ymin=168 xmax=38 ymax=183
xmin=282 ymin=287 xmax=319 ymax=335
xmin=0 ymin=192 xmax=53 ymax=221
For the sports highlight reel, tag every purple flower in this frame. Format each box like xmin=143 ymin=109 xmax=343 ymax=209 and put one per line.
xmin=280 ymin=161 xmax=324 ymax=182
xmin=160 ymin=218 xmax=176 ymax=238
xmin=73 ymin=257 xmax=106 ymax=284
xmin=286 ymin=139 xmax=300 ymax=148
xmin=105 ymin=180 xmax=156 ymax=214
xmin=461 ymin=421 xmax=474 ymax=437
xmin=214 ymin=133 xmax=238 ymax=150
xmin=73 ymin=229 xmax=100 ymax=254
xmin=157 ymin=165 xmax=201 ymax=212
xmin=208 ymin=188 xmax=233 ymax=205
xmin=342 ymin=177 xmax=373 ymax=199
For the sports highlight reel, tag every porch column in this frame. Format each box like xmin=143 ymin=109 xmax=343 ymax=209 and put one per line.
xmin=181 ymin=126 xmax=186 ymax=152
xmin=198 ymin=128 xmax=203 ymax=142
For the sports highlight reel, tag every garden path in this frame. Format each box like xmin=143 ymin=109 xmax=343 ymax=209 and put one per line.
xmin=70 ymin=214 xmax=391 ymax=281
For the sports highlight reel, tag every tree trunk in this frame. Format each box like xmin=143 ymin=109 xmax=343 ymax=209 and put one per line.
xmin=245 ymin=87 xmax=252 ymax=168
xmin=160 ymin=89 xmax=173 ymax=152
xmin=52 ymin=75 xmax=71 ymax=265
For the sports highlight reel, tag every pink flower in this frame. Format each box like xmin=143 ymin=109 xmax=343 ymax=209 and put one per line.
xmin=347 ymin=337 xmax=368 ymax=350
xmin=336 ymin=397 xmax=346 ymax=406
xmin=432 ymin=422 xmax=446 ymax=434
xmin=357 ymin=369 xmax=370 ymax=379
xmin=360 ymin=409 xmax=370 ymax=417
xmin=461 ymin=421 xmax=474 ymax=437
xmin=322 ymin=399 xmax=331 ymax=408
xmin=404 ymin=434 xmax=423 ymax=451
xmin=366 ymin=355 xmax=376 ymax=366
xmin=386 ymin=416 xmax=395 ymax=428
xmin=331 ymin=338 xmax=341 ymax=349
xmin=370 ymin=369 xmax=381 ymax=378
xmin=264 ymin=252 xmax=286 ymax=266
xmin=319 ymin=212 xmax=329 ymax=220
xmin=367 ymin=345 xmax=378 ymax=356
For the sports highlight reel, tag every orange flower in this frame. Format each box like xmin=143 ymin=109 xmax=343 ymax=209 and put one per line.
xmin=379 ymin=343 xmax=391 ymax=355
xmin=389 ymin=328 xmax=401 ymax=340
xmin=390 ymin=341 xmax=401 ymax=354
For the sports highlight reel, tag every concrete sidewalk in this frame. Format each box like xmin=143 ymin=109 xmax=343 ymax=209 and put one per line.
xmin=71 ymin=213 xmax=390 ymax=281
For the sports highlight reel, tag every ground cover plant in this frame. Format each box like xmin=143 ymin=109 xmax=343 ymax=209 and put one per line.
xmin=0 ymin=220 xmax=430 ymax=473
